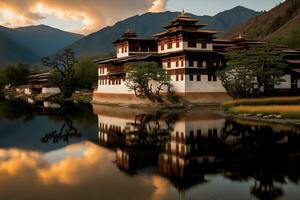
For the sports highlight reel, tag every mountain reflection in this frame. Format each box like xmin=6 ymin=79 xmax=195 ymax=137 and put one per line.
xmin=94 ymin=105 xmax=300 ymax=198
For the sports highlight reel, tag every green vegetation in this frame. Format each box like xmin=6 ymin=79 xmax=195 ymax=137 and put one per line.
xmin=0 ymin=64 xmax=30 ymax=87
xmin=74 ymin=56 xmax=98 ymax=89
xmin=125 ymin=61 xmax=173 ymax=102
xmin=218 ymin=44 xmax=286 ymax=98
xmin=269 ymin=28 xmax=300 ymax=49
xmin=227 ymin=0 xmax=300 ymax=41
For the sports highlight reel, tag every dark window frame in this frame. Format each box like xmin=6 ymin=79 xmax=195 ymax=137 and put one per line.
xmin=188 ymin=41 xmax=197 ymax=48
xmin=197 ymin=75 xmax=201 ymax=81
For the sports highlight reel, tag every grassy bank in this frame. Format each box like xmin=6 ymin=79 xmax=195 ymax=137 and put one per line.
xmin=222 ymin=97 xmax=300 ymax=110
xmin=222 ymin=96 xmax=300 ymax=119
xmin=229 ymin=105 xmax=300 ymax=119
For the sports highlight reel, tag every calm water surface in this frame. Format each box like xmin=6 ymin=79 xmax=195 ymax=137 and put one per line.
xmin=1 ymin=99 xmax=300 ymax=200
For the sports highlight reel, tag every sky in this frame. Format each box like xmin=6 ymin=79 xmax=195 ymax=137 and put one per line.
xmin=0 ymin=0 xmax=284 ymax=35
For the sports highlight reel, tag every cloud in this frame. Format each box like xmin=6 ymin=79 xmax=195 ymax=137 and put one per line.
xmin=0 ymin=0 xmax=168 ymax=34
xmin=0 ymin=142 xmax=161 ymax=200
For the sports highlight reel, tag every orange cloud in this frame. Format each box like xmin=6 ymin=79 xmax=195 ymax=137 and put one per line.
xmin=0 ymin=0 xmax=167 ymax=34
xmin=0 ymin=142 xmax=164 ymax=200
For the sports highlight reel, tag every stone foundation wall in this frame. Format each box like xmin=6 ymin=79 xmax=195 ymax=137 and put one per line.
xmin=93 ymin=91 xmax=231 ymax=106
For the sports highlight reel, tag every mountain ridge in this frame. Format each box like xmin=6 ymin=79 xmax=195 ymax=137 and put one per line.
xmin=0 ymin=25 xmax=84 ymax=66
xmin=67 ymin=6 xmax=259 ymax=57
xmin=225 ymin=0 xmax=300 ymax=42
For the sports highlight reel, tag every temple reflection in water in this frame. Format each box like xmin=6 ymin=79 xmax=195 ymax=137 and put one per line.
xmin=94 ymin=104 xmax=300 ymax=198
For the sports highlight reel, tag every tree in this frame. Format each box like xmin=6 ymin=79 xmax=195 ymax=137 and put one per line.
xmin=125 ymin=61 xmax=172 ymax=102
xmin=0 ymin=64 xmax=30 ymax=86
xmin=74 ymin=56 xmax=98 ymax=89
xmin=42 ymin=49 xmax=77 ymax=98
xmin=218 ymin=44 xmax=287 ymax=98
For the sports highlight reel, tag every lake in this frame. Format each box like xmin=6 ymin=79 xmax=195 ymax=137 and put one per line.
xmin=1 ymin=99 xmax=300 ymax=200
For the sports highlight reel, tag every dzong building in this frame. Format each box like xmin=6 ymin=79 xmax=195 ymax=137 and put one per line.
xmin=93 ymin=11 xmax=231 ymax=104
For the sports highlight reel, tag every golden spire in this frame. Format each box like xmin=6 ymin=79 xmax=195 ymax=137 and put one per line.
xmin=178 ymin=9 xmax=188 ymax=18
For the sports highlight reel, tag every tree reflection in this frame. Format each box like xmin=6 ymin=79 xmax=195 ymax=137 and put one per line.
xmin=41 ymin=116 xmax=81 ymax=143
xmin=41 ymin=102 xmax=97 ymax=143
xmin=96 ymin=109 xmax=300 ymax=197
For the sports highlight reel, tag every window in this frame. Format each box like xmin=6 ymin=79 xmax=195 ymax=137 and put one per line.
xmin=197 ymin=75 xmax=201 ymax=81
xmin=213 ymin=129 xmax=218 ymax=137
xmin=167 ymin=42 xmax=172 ymax=49
xmin=208 ymin=75 xmax=217 ymax=82
xmin=188 ymin=41 xmax=197 ymax=48
xmin=181 ymin=60 xmax=184 ymax=67
xmin=213 ymin=75 xmax=217 ymax=82
xmin=189 ymin=75 xmax=194 ymax=81
xmin=189 ymin=60 xmax=194 ymax=67
xmin=208 ymin=129 xmax=212 ymax=137
xmin=203 ymin=61 xmax=207 ymax=67
xmin=167 ymin=62 xmax=171 ymax=68
xmin=197 ymin=61 xmax=202 ymax=68
xmin=181 ymin=74 xmax=184 ymax=81
xmin=197 ymin=130 xmax=202 ymax=137
xmin=161 ymin=44 xmax=164 ymax=51
xmin=202 ymin=43 xmax=207 ymax=49
xmin=176 ymin=61 xmax=179 ymax=67
xmin=176 ymin=74 xmax=179 ymax=81
xmin=190 ymin=130 xmax=194 ymax=138
xmin=208 ymin=75 xmax=212 ymax=82
xmin=176 ymin=41 xmax=180 ymax=48
xmin=213 ymin=61 xmax=217 ymax=67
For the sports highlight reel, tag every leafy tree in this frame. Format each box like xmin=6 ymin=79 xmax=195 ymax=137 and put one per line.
xmin=42 ymin=49 xmax=77 ymax=98
xmin=218 ymin=44 xmax=287 ymax=98
xmin=125 ymin=61 xmax=172 ymax=102
xmin=0 ymin=64 xmax=30 ymax=86
xmin=74 ymin=56 xmax=98 ymax=89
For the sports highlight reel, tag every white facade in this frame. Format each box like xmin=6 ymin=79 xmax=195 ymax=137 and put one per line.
xmin=158 ymin=41 xmax=213 ymax=54
xmin=42 ymin=87 xmax=61 ymax=94
xmin=97 ymin=79 xmax=133 ymax=94
xmin=117 ymin=46 xmax=129 ymax=58
xmin=274 ymin=75 xmax=292 ymax=89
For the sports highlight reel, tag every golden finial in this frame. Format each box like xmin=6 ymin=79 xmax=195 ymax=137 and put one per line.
xmin=178 ymin=9 xmax=188 ymax=17
xmin=238 ymin=33 xmax=243 ymax=39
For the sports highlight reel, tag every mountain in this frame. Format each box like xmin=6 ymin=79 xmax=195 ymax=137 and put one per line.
xmin=0 ymin=27 xmax=40 ymax=65
xmin=225 ymin=0 xmax=300 ymax=41
xmin=67 ymin=6 xmax=259 ymax=57
xmin=0 ymin=25 xmax=83 ymax=66
xmin=14 ymin=25 xmax=83 ymax=57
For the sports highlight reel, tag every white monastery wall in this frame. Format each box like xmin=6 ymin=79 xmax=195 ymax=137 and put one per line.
xmin=97 ymin=80 xmax=133 ymax=94
xmin=42 ymin=87 xmax=61 ymax=94
xmin=117 ymin=46 xmax=129 ymax=58
xmin=183 ymin=42 xmax=213 ymax=51
xmin=274 ymin=75 xmax=292 ymax=89
xmin=158 ymin=41 xmax=184 ymax=53
xmin=185 ymin=75 xmax=226 ymax=93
